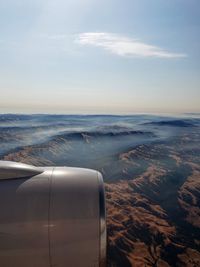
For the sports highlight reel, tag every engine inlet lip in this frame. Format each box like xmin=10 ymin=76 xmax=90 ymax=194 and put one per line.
xmin=97 ymin=172 xmax=107 ymax=267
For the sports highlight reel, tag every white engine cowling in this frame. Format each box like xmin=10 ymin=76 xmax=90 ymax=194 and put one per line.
xmin=0 ymin=161 xmax=106 ymax=267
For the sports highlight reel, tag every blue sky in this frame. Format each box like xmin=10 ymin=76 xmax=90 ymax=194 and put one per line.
xmin=0 ymin=0 xmax=199 ymax=113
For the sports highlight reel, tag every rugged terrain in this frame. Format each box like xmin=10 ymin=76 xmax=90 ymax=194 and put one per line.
xmin=0 ymin=114 xmax=200 ymax=266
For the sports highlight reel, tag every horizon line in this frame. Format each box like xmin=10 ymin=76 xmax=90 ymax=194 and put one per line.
xmin=0 ymin=112 xmax=199 ymax=116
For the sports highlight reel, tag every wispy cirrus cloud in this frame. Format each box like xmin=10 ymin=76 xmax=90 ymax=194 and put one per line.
xmin=76 ymin=32 xmax=187 ymax=59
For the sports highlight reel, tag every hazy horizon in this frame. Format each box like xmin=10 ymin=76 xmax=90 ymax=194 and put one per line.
xmin=0 ymin=112 xmax=200 ymax=117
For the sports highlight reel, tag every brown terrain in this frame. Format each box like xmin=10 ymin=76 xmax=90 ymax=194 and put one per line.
xmin=1 ymin=121 xmax=200 ymax=267
xmin=106 ymin=140 xmax=200 ymax=266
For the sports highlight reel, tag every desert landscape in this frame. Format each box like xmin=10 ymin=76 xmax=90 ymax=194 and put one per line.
xmin=0 ymin=114 xmax=200 ymax=267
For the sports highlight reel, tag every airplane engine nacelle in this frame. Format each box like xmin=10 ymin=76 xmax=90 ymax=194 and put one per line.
xmin=0 ymin=161 xmax=106 ymax=267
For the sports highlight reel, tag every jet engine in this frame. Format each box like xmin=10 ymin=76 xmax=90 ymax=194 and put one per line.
xmin=0 ymin=161 xmax=106 ymax=267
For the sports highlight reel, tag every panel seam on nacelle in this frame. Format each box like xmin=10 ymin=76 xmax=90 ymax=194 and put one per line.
xmin=48 ymin=167 xmax=55 ymax=267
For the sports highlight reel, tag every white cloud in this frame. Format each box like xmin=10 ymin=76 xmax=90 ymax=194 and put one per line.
xmin=76 ymin=32 xmax=187 ymax=59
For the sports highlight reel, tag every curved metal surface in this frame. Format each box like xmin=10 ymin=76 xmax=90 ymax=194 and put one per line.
xmin=0 ymin=167 xmax=52 ymax=267
xmin=0 ymin=161 xmax=43 ymax=179
xmin=97 ymin=172 xmax=107 ymax=267
xmin=0 ymin=161 xmax=107 ymax=267
xmin=49 ymin=167 xmax=102 ymax=267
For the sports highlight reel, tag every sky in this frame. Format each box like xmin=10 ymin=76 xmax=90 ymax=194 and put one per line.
xmin=0 ymin=0 xmax=199 ymax=114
